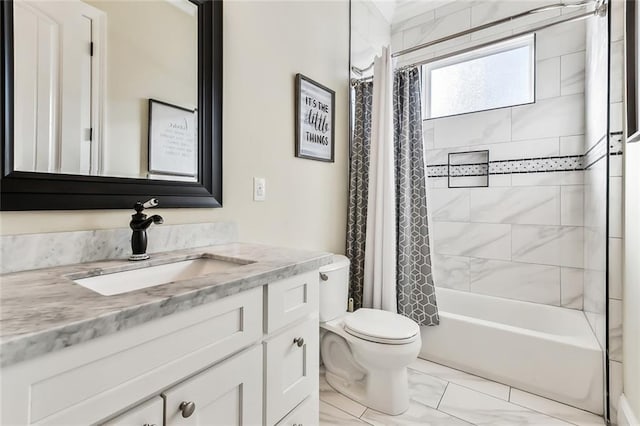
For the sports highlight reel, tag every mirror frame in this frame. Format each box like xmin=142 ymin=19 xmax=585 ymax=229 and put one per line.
xmin=0 ymin=0 xmax=222 ymax=210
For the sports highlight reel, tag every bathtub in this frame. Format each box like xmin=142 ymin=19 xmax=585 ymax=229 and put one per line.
xmin=420 ymin=288 xmax=604 ymax=414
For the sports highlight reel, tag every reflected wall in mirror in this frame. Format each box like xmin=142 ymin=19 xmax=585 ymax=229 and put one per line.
xmin=13 ymin=0 xmax=198 ymax=180
xmin=1 ymin=0 xmax=222 ymax=210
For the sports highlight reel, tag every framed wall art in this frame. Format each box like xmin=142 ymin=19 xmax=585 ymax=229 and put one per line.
xmin=626 ymin=0 xmax=640 ymax=139
xmin=295 ymin=73 xmax=335 ymax=162
xmin=148 ymin=99 xmax=198 ymax=177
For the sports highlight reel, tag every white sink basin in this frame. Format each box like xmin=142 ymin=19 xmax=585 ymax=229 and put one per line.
xmin=74 ymin=257 xmax=248 ymax=296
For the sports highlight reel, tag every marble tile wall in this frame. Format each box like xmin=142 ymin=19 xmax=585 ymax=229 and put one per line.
xmin=394 ymin=1 xmax=588 ymax=308
xmin=0 ymin=221 xmax=238 ymax=274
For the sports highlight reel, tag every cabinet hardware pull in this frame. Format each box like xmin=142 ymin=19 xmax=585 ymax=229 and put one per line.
xmin=143 ymin=424 xmax=156 ymax=426
xmin=179 ymin=401 xmax=196 ymax=418
xmin=293 ymin=337 xmax=304 ymax=347
xmin=319 ymin=272 xmax=328 ymax=281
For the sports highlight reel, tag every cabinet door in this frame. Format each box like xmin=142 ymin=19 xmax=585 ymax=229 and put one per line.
xmin=101 ymin=397 xmax=163 ymax=426
xmin=163 ymin=345 xmax=262 ymax=426
xmin=265 ymin=318 xmax=319 ymax=425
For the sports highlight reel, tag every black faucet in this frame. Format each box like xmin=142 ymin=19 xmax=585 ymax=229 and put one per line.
xmin=129 ymin=198 xmax=164 ymax=261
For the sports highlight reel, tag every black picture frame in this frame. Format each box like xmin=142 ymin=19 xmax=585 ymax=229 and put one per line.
xmin=295 ymin=73 xmax=335 ymax=162
xmin=148 ymin=99 xmax=198 ymax=178
xmin=0 ymin=0 xmax=223 ymax=210
xmin=626 ymin=0 xmax=639 ymax=139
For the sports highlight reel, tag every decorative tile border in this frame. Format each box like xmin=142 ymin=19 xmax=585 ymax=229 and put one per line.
xmin=609 ymin=131 xmax=623 ymax=155
xmin=428 ymin=165 xmax=448 ymax=177
xmin=427 ymin=155 xmax=583 ymax=177
xmin=427 ymin=134 xmax=625 ymax=178
xmin=450 ymin=163 xmax=489 ymax=177
xmin=490 ymin=156 xmax=582 ymax=174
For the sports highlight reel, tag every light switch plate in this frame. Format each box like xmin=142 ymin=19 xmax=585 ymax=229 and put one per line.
xmin=253 ymin=177 xmax=266 ymax=201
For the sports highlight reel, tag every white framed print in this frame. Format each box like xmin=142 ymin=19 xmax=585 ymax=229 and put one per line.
xmin=295 ymin=74 xmax=335 ymax=162
xmin=148 ymin=99 xmax=198 ymax=177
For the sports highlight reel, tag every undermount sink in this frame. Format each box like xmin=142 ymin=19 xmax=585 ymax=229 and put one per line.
xmin=73 ymin=256 xmax=251 ymax=296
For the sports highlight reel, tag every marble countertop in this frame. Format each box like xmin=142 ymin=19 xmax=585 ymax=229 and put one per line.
xmin=0 ymin=242 xmax=333 ymax=367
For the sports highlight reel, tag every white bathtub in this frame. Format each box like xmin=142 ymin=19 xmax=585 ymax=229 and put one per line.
xmin=420 ymin=288 xmax=604 ymax=414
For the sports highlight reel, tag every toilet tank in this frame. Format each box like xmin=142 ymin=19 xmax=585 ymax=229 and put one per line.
xmin=318 ymin=255 xmax=350 ymax=322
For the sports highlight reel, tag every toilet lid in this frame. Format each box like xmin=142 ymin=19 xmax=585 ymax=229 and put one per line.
xmin=343 ymin=309 xmax=419 ymax=345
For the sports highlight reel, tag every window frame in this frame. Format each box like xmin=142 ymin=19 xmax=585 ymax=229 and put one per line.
xmin=423 ymin=34 xmax=536 ymax=120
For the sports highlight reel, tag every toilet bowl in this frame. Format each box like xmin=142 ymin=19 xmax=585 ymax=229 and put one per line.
xmin=318 ymin=256 xmax=421 ymax=415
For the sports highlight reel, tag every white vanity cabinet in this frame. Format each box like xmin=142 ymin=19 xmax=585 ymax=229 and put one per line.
xmin=1 ymin=270 xmax=321 ymax=426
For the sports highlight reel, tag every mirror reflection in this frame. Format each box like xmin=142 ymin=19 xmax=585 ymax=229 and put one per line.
xmin=13 ymin=0 xmax=198 ymax=181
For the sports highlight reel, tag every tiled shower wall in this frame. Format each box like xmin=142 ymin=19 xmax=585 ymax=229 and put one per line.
xmin=389 ymin=1 xmax=590 ymax=308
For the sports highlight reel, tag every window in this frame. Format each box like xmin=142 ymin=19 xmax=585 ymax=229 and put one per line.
xmin=423 ymin=35 xmax=535 ymax=119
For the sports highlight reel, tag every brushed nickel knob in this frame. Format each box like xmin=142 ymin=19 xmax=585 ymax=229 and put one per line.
xmin=319 ymin=272 xmax=328 ymax=281
xmin=293 ymin=337 xmax=304 ymax=347
xmin=179 ymin=401 xmax=196 ymax=418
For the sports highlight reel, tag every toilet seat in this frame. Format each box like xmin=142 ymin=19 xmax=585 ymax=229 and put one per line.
xmin=343 ymin=308 xmax=419 ymax=345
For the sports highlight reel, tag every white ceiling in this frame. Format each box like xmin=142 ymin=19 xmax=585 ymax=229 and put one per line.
xmin=372 ymin=0 xmax=476 ymax=26
xmin=369 ymin=0 xmax=397 ymax=24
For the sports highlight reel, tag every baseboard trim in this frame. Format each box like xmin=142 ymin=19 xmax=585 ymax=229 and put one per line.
xmin=619 ymin=394 xmax=640 ymax=426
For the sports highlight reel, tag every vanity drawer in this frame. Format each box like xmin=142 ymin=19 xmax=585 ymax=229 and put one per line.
xmin=264 ymin=317 xmax=319 ymax=426
xmin=5 ymin=287 xmax=263 ymax=426
xmin=101 ymin=396 xmax=164 ymax=426
xmin=265 ymin=270 xmax=319 ymax=333
xmin=276 ymin=394 xmax=318 ymax=426
xmin=163 ymin=345 xmax=262 ymax=426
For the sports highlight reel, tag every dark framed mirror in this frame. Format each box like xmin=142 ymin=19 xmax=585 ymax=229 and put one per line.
xmin=0 ymin=0 xmax=222 ymax=210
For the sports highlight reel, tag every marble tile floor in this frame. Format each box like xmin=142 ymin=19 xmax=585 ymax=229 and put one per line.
xmin=319 ymin=358 xmax=605 ymax=426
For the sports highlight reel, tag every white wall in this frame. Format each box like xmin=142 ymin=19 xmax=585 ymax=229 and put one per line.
xmin=622 ymin=0 xmax=640 ymax=421
xmin=623 ymin=138 xmax=640 ymax=423
xmin=0 ymin=1 xmax=351 ymax=255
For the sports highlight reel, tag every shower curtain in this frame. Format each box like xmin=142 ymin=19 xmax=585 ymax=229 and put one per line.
xmin=347 ymin=54 xmax=439 ymax=325
xmin=346 ymin=81 xmax=372 ymax=310
xmin=394 ymin=67 xmax=439 ymax=326
xmin=363 ymin=47 xmax=397 ymax=312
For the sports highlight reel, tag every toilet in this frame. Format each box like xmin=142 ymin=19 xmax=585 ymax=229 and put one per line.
xmin=319 ymin=255 xmax=421 ymax=416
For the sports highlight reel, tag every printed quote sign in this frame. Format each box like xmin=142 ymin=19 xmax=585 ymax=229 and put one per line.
xmin=295 ymin=74 xmax=335 ymax=162
xmin=148 ymin=99 xmax=197 ymax=177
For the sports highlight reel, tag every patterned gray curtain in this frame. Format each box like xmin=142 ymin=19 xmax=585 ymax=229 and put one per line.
xmin=346 ymin=82 xmax=373 ymax=310
xmin=393 ymin=67 xmax=439 ymax=326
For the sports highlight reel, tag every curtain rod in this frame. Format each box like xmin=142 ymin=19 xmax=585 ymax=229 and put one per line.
xmin=401 ymin=9 xmax=598 ymax=70
xmin=350 ymin=76 xmax=374 ymax=86
xmin=350 ymin=0 xmax=606 ymax=76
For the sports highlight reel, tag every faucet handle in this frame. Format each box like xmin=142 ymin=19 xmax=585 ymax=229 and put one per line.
xmin=142 ymin=198 xmax=159 ymax=209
